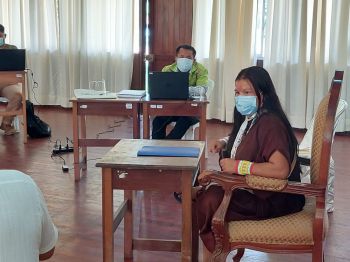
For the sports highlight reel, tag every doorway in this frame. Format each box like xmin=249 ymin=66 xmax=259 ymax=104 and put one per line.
xmin=131 ymin=0 xmax=193 ymax=91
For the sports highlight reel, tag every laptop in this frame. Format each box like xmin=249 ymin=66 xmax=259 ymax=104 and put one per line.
xmin=148 ymin=71 xmax=189 ymax=100
xmin=0 ymin=49 xmax=26 ymax=71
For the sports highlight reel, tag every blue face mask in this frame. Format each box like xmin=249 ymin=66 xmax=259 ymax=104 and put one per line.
xmin=176 ymin=58 xmax=193 ymax=72
xmin=235 ymin=96 xmax=258 ymax=116
xmin=0 ymin=38 xmax=4 ymax=46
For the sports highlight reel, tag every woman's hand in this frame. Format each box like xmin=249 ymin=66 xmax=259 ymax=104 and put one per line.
xmin=198 ymin=170 xmax=216 ymax=185
xmin=209 ymin=140 xmax=226 ymax=153
xmin=219 ymin=158 xmax=237 ymax=173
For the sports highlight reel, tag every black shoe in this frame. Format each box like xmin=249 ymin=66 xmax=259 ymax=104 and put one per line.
xmin=173 ymin=192 xmax=182 ymax=203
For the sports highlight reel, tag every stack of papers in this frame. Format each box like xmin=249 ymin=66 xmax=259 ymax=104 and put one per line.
xmin=137 ymin=146 xmax=200 ymax=158
xmin=117 ymin=89 xmax=146 ymax=98
xmin=74 ymin=89 xmax=117 ymax=99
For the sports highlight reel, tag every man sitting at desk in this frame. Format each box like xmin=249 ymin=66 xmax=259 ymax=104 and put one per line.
xmin=152 ymin=44 xmax=208 ymax=139
xmin=0 ymin=24 xmax=22 ymax=136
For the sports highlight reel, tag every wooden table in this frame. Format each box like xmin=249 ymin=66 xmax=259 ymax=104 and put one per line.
xmin=142 ymin=98 xmax=208 ymax=167
xmin=71 ymin=98 xmax=141 ymax=181
xmin=0 ymin=71 xmax=27 ymax=143
xmin=96 ymin=139 xmax=205 ymax=262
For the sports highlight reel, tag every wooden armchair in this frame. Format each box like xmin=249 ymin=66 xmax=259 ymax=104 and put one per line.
xmin=198 ymin=70 xmax=344 ymax=262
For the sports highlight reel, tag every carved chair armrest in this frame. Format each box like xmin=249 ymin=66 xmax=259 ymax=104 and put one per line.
xmin=199 ymin=171 xmax=326 ymax=196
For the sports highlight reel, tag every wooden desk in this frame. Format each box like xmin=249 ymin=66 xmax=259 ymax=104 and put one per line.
xmin=0 ymin=71 xmax=27 ymax=143
xmin=96 ymin=139 xmax=205 ymax=262
xmin=142 ymin=99 xmax=208 ymax=167
xmin=71 ymin=98 xmax=141 ymax=181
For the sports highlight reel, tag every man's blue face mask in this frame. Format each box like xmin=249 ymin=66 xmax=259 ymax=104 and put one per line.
xmin=176 ymin=57 xmax=193 ymax=72
xmin=235 ymin=95 xmax=258 ymax=116
xmin=0 ymin=38 xmax=4 ymax=46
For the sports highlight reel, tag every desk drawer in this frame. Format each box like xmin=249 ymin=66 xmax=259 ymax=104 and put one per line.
xmin=112 ymin=169 xmax=191 ymax=192
xmin=146 ymin=103 xmax=202 ymax=116
xmin=77 ymin=101 xmax=138 ymax=116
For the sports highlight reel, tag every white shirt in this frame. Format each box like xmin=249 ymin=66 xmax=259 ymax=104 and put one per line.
xmin=0 ymin=170 xmax=58 ymax=262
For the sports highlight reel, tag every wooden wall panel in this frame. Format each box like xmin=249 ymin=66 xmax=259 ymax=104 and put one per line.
xmin=132 ymin=0 xmax=193 ymax=88
xmin=149 ymin=0 xmax=193 ymax=71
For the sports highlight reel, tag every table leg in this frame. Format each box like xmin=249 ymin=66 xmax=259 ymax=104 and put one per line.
xmin=81 ymin=115 xmax=87 ymax=170
xmin=133 ymin=104 xmax=140 ymax=139
xmin=21 ymin=76 xmax=27 ymax=143
xmin=192 ymin=197 xmax=199 ymax=262
xmin=199 ymin=104 xmax=207 ymax=169
xmin=143 ymin=104 xmax=150 ymax=139
xmin=181 ymin=170 xmax=193 ymax=262
xmin=199 ymin=104 xmax=206 ymax=142
xmin=72 ymin=102 xmax=80 ymax=181
xmin=102 ymin=168 xmax=114 ymax=262
xmin=124 ymin=190 xmax=133 ymax=259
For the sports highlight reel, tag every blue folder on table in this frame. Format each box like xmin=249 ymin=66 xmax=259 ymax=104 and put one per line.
xmin=137 ymin=146 xmax=200 ymax=158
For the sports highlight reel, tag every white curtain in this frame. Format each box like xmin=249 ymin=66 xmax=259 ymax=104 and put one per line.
xmin=192 ymin=0 xmax=350 ymax=131
xmin=263 ymin=0 xmax=308 ymax=128
xmin=307 ymin=0 xmax=350 ymax=131
xmin=0 ymin=0 xmax=134 ymax=107
xmin=192 ymin=0 xmax=254 ymax=122
xmin=263 ymin=0 xmax=350 ymax=131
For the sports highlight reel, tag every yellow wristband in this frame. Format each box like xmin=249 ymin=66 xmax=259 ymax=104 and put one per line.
xmin=237 ymin=160 xmax=254 ymax=175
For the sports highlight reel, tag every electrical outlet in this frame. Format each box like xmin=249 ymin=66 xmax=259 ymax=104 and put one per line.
xmin=52 ymin=146 xmax=74 ymax=155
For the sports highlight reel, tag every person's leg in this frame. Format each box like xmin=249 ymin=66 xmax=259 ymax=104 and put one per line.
xmin=151 ymin=116 xmax=175 ymax=139
xmin=0 ymin=84 xmax=22 ymax=135
xmin=196 ymin=186 xmax=225 ymax=253
xmin=166 ymin=116 xmax=199 ymax=139
xmin=196 ymin=186 xmax=263 ymax=253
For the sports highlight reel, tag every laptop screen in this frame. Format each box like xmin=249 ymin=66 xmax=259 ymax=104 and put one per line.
xmin=0 ymin=49 xmax=26 ymax=71
xmin=148 ymin=71 xmax=189 ymax=100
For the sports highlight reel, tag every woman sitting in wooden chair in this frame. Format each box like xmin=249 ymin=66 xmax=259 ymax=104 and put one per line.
xmin=195 ymin=66 xmax=305 ymax=257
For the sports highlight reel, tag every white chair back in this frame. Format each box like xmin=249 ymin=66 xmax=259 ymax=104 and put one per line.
xmin=299 ymin=99 xmax=348 ymax=156
xmin=206 ymin=79 xmax=215 ymax=101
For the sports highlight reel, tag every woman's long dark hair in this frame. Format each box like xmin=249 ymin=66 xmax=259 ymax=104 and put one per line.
xmin=226 ymin=66 xmax=298 ymax=164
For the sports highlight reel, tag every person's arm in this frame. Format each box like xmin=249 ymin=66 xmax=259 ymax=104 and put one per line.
xmin=36 ymin=188 xmax=58 ymax=260
xmin=209 ymin=136 xmax=229 ymax=153
xmin=219 ymin=115 xmax=294 ymax=179
xmin=189 ymin=63 xmax=209 ymax=97
xmin=194 ymin=63 xmax=208 ymax=87
xmin=219 ymin=150 xmax=290 ymax=179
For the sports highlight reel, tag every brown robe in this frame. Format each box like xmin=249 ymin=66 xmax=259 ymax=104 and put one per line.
xmin=196 ymin=113 xmax=305 ymax=252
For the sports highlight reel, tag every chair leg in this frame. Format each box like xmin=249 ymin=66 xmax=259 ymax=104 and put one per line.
xmin=233 ymin=248 xmax=245 ymax=261
xmin=312 ymin=245 xmax=323 ymax=262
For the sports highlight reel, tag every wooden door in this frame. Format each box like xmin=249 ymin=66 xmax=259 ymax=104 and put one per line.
xmin=131 ymin=0 xmax=193 ymax=88
xmin=148 ymin=0 xmax=193 ymax=71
